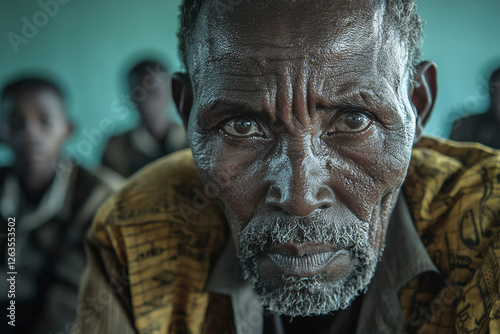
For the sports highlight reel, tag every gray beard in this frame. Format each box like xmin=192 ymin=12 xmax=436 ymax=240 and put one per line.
xmin=237 ymin=212 xmax=381 ymax=317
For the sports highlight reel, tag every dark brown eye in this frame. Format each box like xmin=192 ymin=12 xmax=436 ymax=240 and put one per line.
xmin=223 ymin=118 xmax=260 ymax=137
xmin=334 ymin=111 xmax=372 ymax=133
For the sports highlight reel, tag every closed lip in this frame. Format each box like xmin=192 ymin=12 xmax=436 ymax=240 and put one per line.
xmin=266 ymin=243 xmax=337 ymax=257
xmin=23 ymin=145 xmax=44 ymax=157
xmin=264 ymin=243 xmax=341 ymax=277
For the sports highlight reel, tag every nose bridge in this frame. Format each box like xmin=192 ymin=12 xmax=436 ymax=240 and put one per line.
xmin=288 ymin=138 xmax=317 ymax=189
xmin=266 ymin=137 xmax=333 ymax=216
xmin=274 ymin=62 xmax=311 ymax=131
xmin=24 ymin=118 xmax=42 ymax=141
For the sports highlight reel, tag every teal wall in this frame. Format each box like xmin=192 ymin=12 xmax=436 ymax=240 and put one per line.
xmin=1 ymin=0 xmax=499 ymax=167
xmin=418 ymin=0 xmax=500 ymax=138
xmin=0 ymin=0 xmax=184 ymax=167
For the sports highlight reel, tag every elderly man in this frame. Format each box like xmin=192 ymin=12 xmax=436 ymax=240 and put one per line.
xmin=73 ymin=0 xmax=500 ymax=333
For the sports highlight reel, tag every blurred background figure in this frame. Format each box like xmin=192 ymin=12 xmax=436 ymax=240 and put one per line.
xmin=0 ymin=77 xmax=122 ymax=334
xmin=450 ymin=68 xmax=500 ymax=149
xmin=101 ymin=60 xmax=188 ymax=177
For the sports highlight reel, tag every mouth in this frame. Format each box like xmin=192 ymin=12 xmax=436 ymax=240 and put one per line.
xmin=22 ymin=144 xmax=45 ymax=159
xmin=262 ymin=243 xmax=345 ymax=277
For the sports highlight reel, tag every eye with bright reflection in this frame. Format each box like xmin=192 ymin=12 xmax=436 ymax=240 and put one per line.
xmin=330 ymin=110 xmax=372 ymax=133
xmin=223 ymin=118 xmax=260 ymax=137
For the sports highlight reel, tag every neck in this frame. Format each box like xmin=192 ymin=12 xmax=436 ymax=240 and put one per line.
xmin=144 ymin=120 xmax=169 ymax=144
xmin=16 ymin=160 xmax=57 ymax=205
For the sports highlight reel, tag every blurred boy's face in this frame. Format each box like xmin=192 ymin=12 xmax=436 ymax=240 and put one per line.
xmin=131 ymin=70 xmax=170 ymax=126
xmin=2 ymin=88 xmax=72 ymax=168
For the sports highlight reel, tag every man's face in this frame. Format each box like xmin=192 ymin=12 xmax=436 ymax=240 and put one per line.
xmin=186 ymin=0 xmax=417 ymax=316
xmin=2 ymin=88 xmax=71 ymax=168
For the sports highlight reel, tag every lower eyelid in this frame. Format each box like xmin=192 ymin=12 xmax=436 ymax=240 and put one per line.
xmin=327 ymin=119 xmax=374 ymax=135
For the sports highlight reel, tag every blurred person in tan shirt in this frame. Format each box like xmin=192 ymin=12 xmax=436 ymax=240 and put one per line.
xmin=102 ymin=60 xmax=188 ymax=177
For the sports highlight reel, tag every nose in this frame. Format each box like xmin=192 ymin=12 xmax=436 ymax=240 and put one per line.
xmin=265 ymin=146 xmax=334 ymax=217
xmin=17 ymin=120 xmax=43 ymax=142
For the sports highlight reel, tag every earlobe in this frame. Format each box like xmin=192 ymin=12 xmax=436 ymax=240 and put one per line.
xmin=171 ymin=72 xmax=193 ymax=128
xmin=410 ymin=61 xmax=438 ymax=141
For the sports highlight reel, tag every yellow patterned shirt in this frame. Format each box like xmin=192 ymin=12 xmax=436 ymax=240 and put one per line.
xmin=73 ymin=137 xmax=500 ymax=334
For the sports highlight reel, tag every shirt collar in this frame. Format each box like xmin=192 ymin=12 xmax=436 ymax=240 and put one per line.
xmin=206 ymin=193 xmax=441 ymax=334
xmin=380 ymin=193 xmax=440 ymax=289
xmin=354 ymin=194 xmax=441 ymax=334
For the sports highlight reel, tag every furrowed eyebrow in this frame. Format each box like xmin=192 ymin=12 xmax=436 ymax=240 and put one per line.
xmin=200 ymin=90 xmax=386 ymax=117
xmin=317 ymin=89 xmax=396 ymax=115
xmin=198 ymin=99 xmax=267 ymax=120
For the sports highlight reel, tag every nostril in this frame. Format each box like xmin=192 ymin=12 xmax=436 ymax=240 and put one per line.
xmin=319 ymin=204 xmax=330 ymax=210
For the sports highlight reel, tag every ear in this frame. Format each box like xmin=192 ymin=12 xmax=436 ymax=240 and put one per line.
xmin=410 ymin=61 xmax=438 ymax=141
xmin=172 ymin=72 xmax=193 ymax=128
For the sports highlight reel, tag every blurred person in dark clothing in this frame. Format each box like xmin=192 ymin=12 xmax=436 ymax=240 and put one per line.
xmin=0 ymin=77 xmax=122 ymax=334
xmin=450 ymin=68 xmax=500 ymax=149
xmin=102 ymin=60 xmax=188 ymax=177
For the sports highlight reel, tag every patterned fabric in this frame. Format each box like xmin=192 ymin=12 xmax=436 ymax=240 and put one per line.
xmin=74 ymin=137 xmax=500 ymax=334
xmin=401 ymin=137 xmax=500 ymax=333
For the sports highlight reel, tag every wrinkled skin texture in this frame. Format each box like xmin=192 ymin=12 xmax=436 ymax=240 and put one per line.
xmin=174 ymin=0 xmax=436 ymax=317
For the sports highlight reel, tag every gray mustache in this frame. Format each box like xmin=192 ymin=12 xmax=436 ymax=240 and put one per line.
xmin=239 ymin=213 xmax=369 ymax=259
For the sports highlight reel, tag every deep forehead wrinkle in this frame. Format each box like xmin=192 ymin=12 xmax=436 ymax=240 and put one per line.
xmin=189 ymin=2 xmax=394 ymax=85
xmin=190 ymin=0 xmax=411 ymax=131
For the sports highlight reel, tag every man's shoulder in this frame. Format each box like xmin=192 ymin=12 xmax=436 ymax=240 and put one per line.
xmin=108 ymin=149 xmax=208 ymax=215
xmin=405 ymin=136 xmax=499 ymax=227
xmin=404 ymin=136 xmax=500 ymax=263
xmin=410 ymin=136 xmax=499 ymax=177
xmin=90 ymin=149 xmax=227 ymax=264
xmin=402 ymin=137 xmax=500 ymax=333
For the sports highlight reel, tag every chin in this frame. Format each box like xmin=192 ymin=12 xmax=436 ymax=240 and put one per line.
xmin=234 ymin=208 xmax=384 ymax=316
xmin=240 ymin=249 xmax=379 ymax=317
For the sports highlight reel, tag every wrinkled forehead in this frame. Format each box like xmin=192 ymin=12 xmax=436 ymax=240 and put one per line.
xmin=188 ymin=0 xmax=407 ymax=84
xmin=204 ymin=0 xmax=382 ymax=48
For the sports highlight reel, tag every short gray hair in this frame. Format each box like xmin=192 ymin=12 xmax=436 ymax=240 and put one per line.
xmin=177 ymin=0 xmax=424 ymax=78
